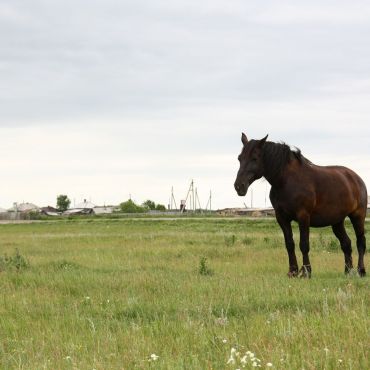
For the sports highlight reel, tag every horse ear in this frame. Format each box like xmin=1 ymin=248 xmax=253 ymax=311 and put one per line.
xmin=258 ymin=134 xmax=268 ymax=147
xmin=241 ymin=133 xmax=248 ymax=145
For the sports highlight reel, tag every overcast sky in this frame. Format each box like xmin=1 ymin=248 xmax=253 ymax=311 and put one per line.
xmin=1 ymin=0 xmax=370 ymax=209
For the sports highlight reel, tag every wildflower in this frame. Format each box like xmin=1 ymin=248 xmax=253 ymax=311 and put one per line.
xmin=338 ymin=359 xmax=343 ymax=363
xmin=65 ymin=356 xmax=72 ymax=361
xmin=324 ymin=347 xmax=329 ymax=354
xmin=252 ymin=361 xmax=258 ymax=367
xmin=231 ymin=347 xmax=237 ymax=355
xmin=222 ymin=339 xmax=227 ymax=344
xmin=227 ymin=356 xmax=236 ymax=365
xmin=241 ymin=355 xmax=248 ymax=364
xmin=150 ymin=354 xmax=159 ymax=361
xmin=267 ymin=363 xmax=273 ymax=367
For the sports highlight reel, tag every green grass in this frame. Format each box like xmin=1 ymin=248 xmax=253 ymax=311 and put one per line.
xmin=0 ymin=218 xmax=369 ymax=369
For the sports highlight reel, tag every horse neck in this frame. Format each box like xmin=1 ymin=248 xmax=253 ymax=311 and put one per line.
xmin=261 ymin=142 xmax=291 ymax=187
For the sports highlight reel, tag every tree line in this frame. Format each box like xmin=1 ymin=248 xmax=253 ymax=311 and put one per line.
xmin=56 ymin=195 xmax=166 ymax=213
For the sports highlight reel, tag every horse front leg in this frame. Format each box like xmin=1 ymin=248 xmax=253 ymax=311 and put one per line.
xmin=298 ymin=214 xmax=311 ymax=278
xmin=276 ymin=212 xmax=298 ymax=277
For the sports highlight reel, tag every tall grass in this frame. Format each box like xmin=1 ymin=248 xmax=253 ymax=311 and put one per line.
xmin=0 ymin=218 xmax=368 ymax=369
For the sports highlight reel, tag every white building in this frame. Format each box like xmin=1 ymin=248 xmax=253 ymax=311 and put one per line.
xmin=9 ymin=202 xmax=40 ymax=213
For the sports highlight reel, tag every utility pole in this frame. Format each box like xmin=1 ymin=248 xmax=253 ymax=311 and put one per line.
xmin=195 ymin=188 xmax=202 ymax=211
xmin=205 ymin=190 xmax=212 ymax=212
xmin=170 ymin=186 xmax=178 ymax=210
xmin=182 ymin=179 xmax=195 ymax=213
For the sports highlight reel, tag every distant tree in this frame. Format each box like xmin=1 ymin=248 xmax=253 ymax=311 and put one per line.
xmin=155 ymin=204 xmax=166 ymax=211
xmin=120 ymin=199 xmax=146 ymax=213
xmin=57 ymin=195 xmax=71 ymax=212
xmin=142 ymin=200 xmax=156 ymax=210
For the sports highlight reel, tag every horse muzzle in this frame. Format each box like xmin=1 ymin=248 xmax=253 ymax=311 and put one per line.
xmin=234 ymin=182 xmax=249 ymax=196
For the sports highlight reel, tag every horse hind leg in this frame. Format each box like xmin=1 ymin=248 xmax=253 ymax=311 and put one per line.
xmin=349 ymin=212 xmax=367 ymax=277
xmin=332 ymin=221 xmax=353 ymax=274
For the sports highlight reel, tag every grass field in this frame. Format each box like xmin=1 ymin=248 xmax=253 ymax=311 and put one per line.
xmin=0 ymin=217 xmax=369 ymax=370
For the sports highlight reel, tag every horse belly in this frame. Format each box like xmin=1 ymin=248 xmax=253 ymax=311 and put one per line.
xmin=310 ymin=182 xmax=357 ymax=227
xmin=309 ymin=212 xmax=348 ymax=227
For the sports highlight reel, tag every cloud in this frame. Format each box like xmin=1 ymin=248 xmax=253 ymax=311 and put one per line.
xmin=0 ymin=1 xmax=369 ymax=208
xmin=251 ymin=1 xmax=370 ymax=25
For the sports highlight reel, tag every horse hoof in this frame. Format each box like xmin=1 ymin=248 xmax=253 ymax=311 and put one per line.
xmin=287 ymin=270 xmax=298 ymax=278
xmin=299 ymin=265 xmax=311 ymax=279
xmin=345 ymin=267 xmax=356 ymax=276
xmin=358 ymin=268 xmax=366 ymax=277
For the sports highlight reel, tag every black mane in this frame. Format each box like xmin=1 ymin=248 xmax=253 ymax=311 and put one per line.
xmin=262 ymin=141 xmax=307 ymax=182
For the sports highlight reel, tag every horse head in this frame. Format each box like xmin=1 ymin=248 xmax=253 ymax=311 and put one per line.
xmin=234 ymin=133 xmax=268 ymax=196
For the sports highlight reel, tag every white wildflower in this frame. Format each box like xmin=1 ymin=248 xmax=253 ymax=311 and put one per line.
xmin=241 ymin=355 xmax=248 ymax=364
xmin=252 ymin=361 xmax=258 ymax=367
xmin=267 ymin=363 xmax=273 ymax=367
xmin=150 ymin=353 xmax=159 ymax=361
xmin=227 ymin=356 xmax=236 ymax=365
xmin=222 ymin=339 xmax=227 ymax=344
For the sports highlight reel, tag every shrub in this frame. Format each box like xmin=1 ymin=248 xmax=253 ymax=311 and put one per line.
xmin=199 ymin=257 xmax=213 ymax=276
xmin=242 ymin=237 xmax=253 ymax=246
xmin=155 ymin=204 xmax=166 ymax=211
xmin=120 ymin=199 xmax=146 ymax=213
xmin=0 ymin=250 xmax=29 ymax=272
xmin=142 ymin=200 xmax=156 ymax=210
xmin=225 ymin=234 xmax=236 ymax=247
xmin=142 ymin=200 xmax=166 ymax=212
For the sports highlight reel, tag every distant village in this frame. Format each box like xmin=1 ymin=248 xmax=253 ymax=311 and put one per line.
xmin=0 ymin=199 xmax=276 ymax=220
xmin=1 ymin=196 xmax=369 ymax=221
xmin=0 ymin=199 xmax=117 ymax=220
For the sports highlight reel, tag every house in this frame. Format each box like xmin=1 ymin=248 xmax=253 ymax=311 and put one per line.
xmin=63 ymin=208 xmax=93 ymax=215
xmin=63 ymin=200 xmax=95 ymax=215
xmin=8 ymin=202 xmax=40 ymax=213
xmin=75 ymin=200 xmax=96 ymax=209
xmin=40 ymin=206 xmax=61 ymax=216
xmin=93 ymin=206 xmax=114 ymax=215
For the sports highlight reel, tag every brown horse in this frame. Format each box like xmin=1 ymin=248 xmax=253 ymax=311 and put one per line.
xmin=234 ymin=133 xmax=367 ymax=277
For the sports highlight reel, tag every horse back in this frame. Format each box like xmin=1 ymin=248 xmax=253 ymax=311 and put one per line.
xmin=314 ymin=165 xmax=367 ymax=209
xmin=272 ymin=161 xmax=367 ymax=226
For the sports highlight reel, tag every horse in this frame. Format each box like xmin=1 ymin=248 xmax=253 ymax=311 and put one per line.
xmin=234 ymin=133 xmax=367 ymax=278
